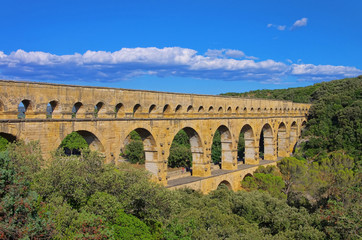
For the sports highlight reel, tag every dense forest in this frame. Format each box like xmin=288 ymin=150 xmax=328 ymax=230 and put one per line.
xmin=0 ymin=76 xmax=361 ymax=239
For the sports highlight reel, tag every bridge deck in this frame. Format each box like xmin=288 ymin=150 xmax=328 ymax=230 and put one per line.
xmin=166 ymin=160 xmax=275 ymax=188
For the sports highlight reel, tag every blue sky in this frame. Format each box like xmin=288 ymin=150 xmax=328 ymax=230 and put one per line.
xmin=0 ymin=0 xmax=361 ymax=94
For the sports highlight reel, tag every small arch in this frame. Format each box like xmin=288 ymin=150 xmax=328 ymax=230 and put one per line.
xmin=243 ymin=107 xmax=247 ymax=112
xmin=94 ymin=102 xmax=104 ymax=118
xmin=133 ymin=104 xmax=142 ymax=117
xmin=250 ymin=107 xmax=254 ymax=112
xmin=257 ymin=107 xmax=261 ymax=112
xmin=115 ymin=103 xmax=125 ymax=118
xmin=277 ymin=122 xmax=288 ymax=157
xmin=270 ymin=108 xmax=273 ymax=112
xmin=235 ymin=106 xmax=240 ymax=113
xmin=217 ymin=180 xmax=232 ymax=190
xmin=46 ymin=100 xmax=58 ymax=118
xmin=163 ymin=104 xmax=171 ymax=114
xmin=72 ymin=102 xmax=83 ymax=118
xmin=227 ymin=107 xmax=232 ymax=113
xmin=18 ymin=99 xmax=32 ymax=119
xmin=198 ymin=106 xmax=204 ymax=113
xmin=187 ymin=105 xmax=194 ymax=113
xmin=175 ymin=105 xmax=182 ymax=113
xmin=208 ymin=106 xmax=214 ymax=113
xmin=218 ymin=107 xmax=223 ymax=113
xmin=148 ymin=104 xmax=156 ymax=114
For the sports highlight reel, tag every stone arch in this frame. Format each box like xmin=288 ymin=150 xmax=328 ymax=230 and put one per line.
xmin=175 ymin=105 xmax=182 ymax=113
xmin=124 ymin=128 xmax=159 ymax=176
xmin=250 ymin=107 xmax=254 ymax=112
xmin=72 ymin=102 xmax=84 ymax=118
xmin=133 ymin=104 xmax=142 ymax=117
xmin=174 ymin=127 xmax=203 ymax=176
xmin=208 ymin=106 xmax=214 ymax=113
xmin=46 ymin=100 xmax=58 ymax=118
xmin=94 ymin=102 xmax=105 ymax=118
xmin=227 ymin=107 xmax=232 ymax=113
xmin=0 ymin=132 xmax=17 ymax=143
xmin=76 ymin=130 xmax=105 ymax=152
xmin=235 ymin=106 xmax=239 ymax=113
xmin=187 ymin=105 xmax=194 ymax=113
xmin=238 ymin=124 xmax=256 ymax=164
xmin=115 ymin=103 xmax=125 ymax=118
xmin=218 ymin=106 xmax=223 ymax=113
xmin=277 ymin=122 xmax=289 ymax=157
xmin=242 ymin=173 xmax=253 ymax=182
xmin=243 ymin=107 xmax=247 ymax=113
xmin=198 ymin=106 xmax=204 ymax=113
xmin=163 ymin=104 xmax=171 ymax=114
xmin=217 ymin=180 xmax=232 ymax=190
xmin=260 ymin=123 xmax=274 ymax=160
xmin=148 ymin=104 xmax=157 ymax=114
xmin=289 ymin=121 xmax=298 ymax=153
xmin=213 ymin=125 xmax=233 ymax=170
xmin=18 ymin=99 xmax=33 ymax=119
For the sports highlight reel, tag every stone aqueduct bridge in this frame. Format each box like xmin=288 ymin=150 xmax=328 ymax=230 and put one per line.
xmin=0 ymin=80 xmax=310 ymax=192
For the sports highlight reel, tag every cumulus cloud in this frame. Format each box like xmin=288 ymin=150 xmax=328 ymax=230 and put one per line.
xmin=291 ymin=17 xmax=308 ymax=29
xmin=0 ymin=47 xmax=360 ymax=83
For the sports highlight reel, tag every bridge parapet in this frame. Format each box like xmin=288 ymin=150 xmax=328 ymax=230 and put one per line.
xmin=0 ymin=80 xmax=310 ymax=120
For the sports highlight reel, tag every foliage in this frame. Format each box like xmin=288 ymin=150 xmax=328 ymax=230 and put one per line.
xmin=124 ymin=130 xmax=145 ymax=164
xmin=0 ymin=144 xmax=54 ymax=239
xmin=211 ymin=130 xmax=221 ymax=164
xmin=0 ymin=136 xmax=9 ymax=152
xmin=60 ymin=131 xmax=89 ymax=155
xmin=168 ymin=130 xmax=192 ymax=168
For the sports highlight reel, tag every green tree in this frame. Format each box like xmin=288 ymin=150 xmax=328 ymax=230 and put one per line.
xmin=0 ymin=136 xmax=9 ymax=152
xmin=168 ymin=130 xmax=192 ymax=168
xmin=211 ymin=130 xmax=221 ymax=164
xmin=60 ymin=131 xmax=89 ymax=155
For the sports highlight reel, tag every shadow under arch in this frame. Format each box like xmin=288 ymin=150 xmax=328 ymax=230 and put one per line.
xmin=123 ymin=128 xmax=158 ymax=176
xmin=0 ymin=132 xmax=17 ymax=143
xmin=238 ymin=124 xmax=256 ymax=164
xmin=260 ymin=123 xmax=274 ymax=160
xmin=277 ymin=122 xmax=288 ymax=157
xmin=217 ymin=180 xmax=232 ymax=190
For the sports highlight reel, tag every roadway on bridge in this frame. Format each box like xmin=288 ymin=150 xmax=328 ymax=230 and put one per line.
xmin=166 ymin=159 xmax=275 ymax=188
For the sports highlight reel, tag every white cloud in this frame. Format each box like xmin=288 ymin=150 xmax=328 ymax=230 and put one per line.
xmin=0 ymin=47 xmax=360 ymax=83
xmin=267 ymin=24 xmax=286 ymax=31
xmin=291 ymin=18 xmax=308 ymax=29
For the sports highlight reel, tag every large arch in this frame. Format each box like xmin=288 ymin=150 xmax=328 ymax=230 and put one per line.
xmin=277 ymin=122 xmax=289 ymax=157
xmin=289 ymin=122 xmax=298 ymax=153
xmin=173 ymin=127 xmax=204 ymax=176
xmin=238 ymin=124 xmax=257 ymax=164
xmin=59 ymin=130 xmax=105 ymax=156
xmin=217 ymin=180 xmax=232 ymax=190
xmin=214 ymin=125 xmax=233 ymax=170
xmin=123 ymin=128 xmax=158 ymax=176
xmin=260 ymin=123 xmax=275 ymax=160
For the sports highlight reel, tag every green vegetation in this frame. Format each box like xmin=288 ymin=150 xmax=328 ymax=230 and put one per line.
xmin=124 ymin=131 xmax=145 ymax=164
xmin=0 ymin=136 xmax=9 ymax=151
xmin=168 ymin=130 xmax=192 ymax=168
xmin=59 ymin=131 xmax=89 ymax=155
